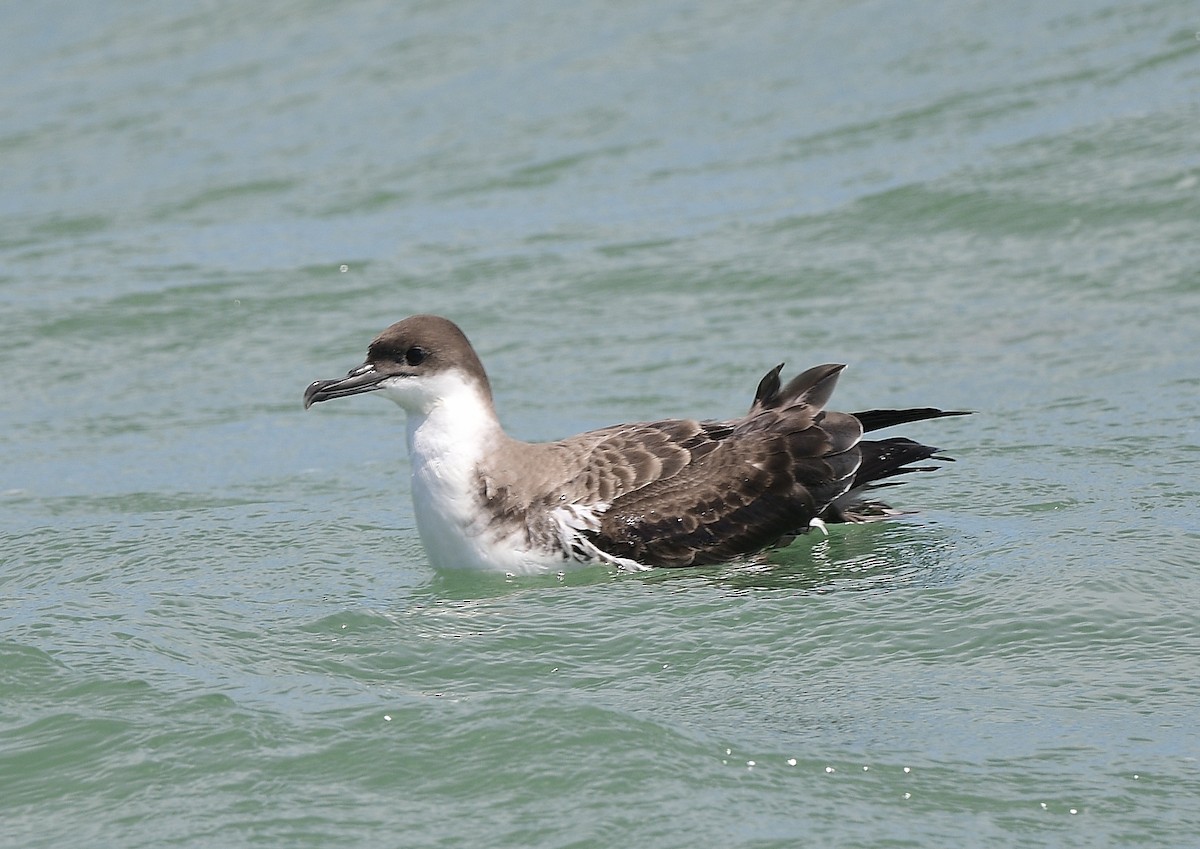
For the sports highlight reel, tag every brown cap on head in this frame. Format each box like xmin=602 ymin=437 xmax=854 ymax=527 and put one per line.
xmin=304 ymin=314 xmax=491 ymax=409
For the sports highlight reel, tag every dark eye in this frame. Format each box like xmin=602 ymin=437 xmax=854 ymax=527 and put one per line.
xmin=404 ymin=346 xmax=428 ymax=366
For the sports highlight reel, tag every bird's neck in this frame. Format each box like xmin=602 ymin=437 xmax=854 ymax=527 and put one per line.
xmin=404 ymin=377 xmax=505 ymax=471
xmin=401 ymin=378 xmax=520 ymax=570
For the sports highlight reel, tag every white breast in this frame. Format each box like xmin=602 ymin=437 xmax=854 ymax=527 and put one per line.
xmin=395 ymin=371 xmax=544 ymax=574
xmin=390 ymin=369 xmax=646 ymax=575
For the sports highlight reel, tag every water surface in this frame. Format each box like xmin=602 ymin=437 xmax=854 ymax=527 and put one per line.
xmin=3 ymin=2 xmax=1199 ymax=847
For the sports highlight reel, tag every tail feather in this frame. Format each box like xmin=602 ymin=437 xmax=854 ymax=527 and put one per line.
xmin=746 ymin=366 xmax=971 ymax=530
xmin=854 ymin=437 xmax=947 ymax=487
xmin=819 ymin=436 xmax=959 ymax=525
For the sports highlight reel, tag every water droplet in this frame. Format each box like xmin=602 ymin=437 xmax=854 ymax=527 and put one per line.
xmin=786 ymin=758 xmax=797 ymax=766
xmin=1069 ymin=809 xmax=1078 ymax=815
xmin=383 ymin=715 xmax=392 ymax=721
xmin=902 ymin=766 xmax=911 ymax=774
xmin=825 ymin=766 xmax=835 ymax=774
xmin=340 ymin=264 xmax=349 ymax=272
xmin=746 ymin=760 xmax=756 ymax=767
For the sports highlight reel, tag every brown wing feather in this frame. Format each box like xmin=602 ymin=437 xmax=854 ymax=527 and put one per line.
xmin=536 ymin=419 xmax=724 ymax=502
xmin=512 ymin=362 xmax=960 ymax=568
xmin=563 ymin=420 xmax=723 ymax=502
xmin=477 ymin=419 xmax=731 ymax=550
xmin=589 ymin=410 xmax=865 ymax=568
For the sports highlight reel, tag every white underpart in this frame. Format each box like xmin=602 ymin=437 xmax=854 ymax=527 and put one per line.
xmin=381 ymin=369 xmax=645 ymax=575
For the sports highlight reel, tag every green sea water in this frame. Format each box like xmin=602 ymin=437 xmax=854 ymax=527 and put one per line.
xmin=3 ymin=2 xmax=1200 ymax=846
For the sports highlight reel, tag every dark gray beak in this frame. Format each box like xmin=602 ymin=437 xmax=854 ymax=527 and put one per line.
xmin=304 ymin=363 xmax=385 ymax=409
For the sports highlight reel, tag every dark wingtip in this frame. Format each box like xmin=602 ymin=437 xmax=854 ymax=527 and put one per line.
xmin=778 ymin=363 xmax=845 ymax=411
xmin=752 ymin=364 xmax=785 ymax=409
xmin=852 ymin=408 xmax=972 ymax=433
xmin=752 ymin=362 xmax=847 ymax=414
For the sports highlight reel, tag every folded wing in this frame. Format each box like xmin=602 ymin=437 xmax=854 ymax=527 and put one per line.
xmin=584 ymin=364 xmax=866 ymax=567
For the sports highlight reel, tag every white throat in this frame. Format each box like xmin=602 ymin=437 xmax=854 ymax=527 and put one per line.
xmin=383 ymin=370 xmax=508 ymax=571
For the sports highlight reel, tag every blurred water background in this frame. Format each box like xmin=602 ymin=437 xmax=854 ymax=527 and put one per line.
xmin=3 ymin=1 xmax=1200 ymax=846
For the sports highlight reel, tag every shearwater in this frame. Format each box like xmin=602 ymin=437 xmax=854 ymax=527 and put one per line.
xmin=304 ymin=315 xmax=968 ymax=575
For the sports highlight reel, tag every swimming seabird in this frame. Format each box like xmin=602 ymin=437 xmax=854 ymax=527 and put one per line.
xmin=304 ymin=315 xmax=967 ymax=574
